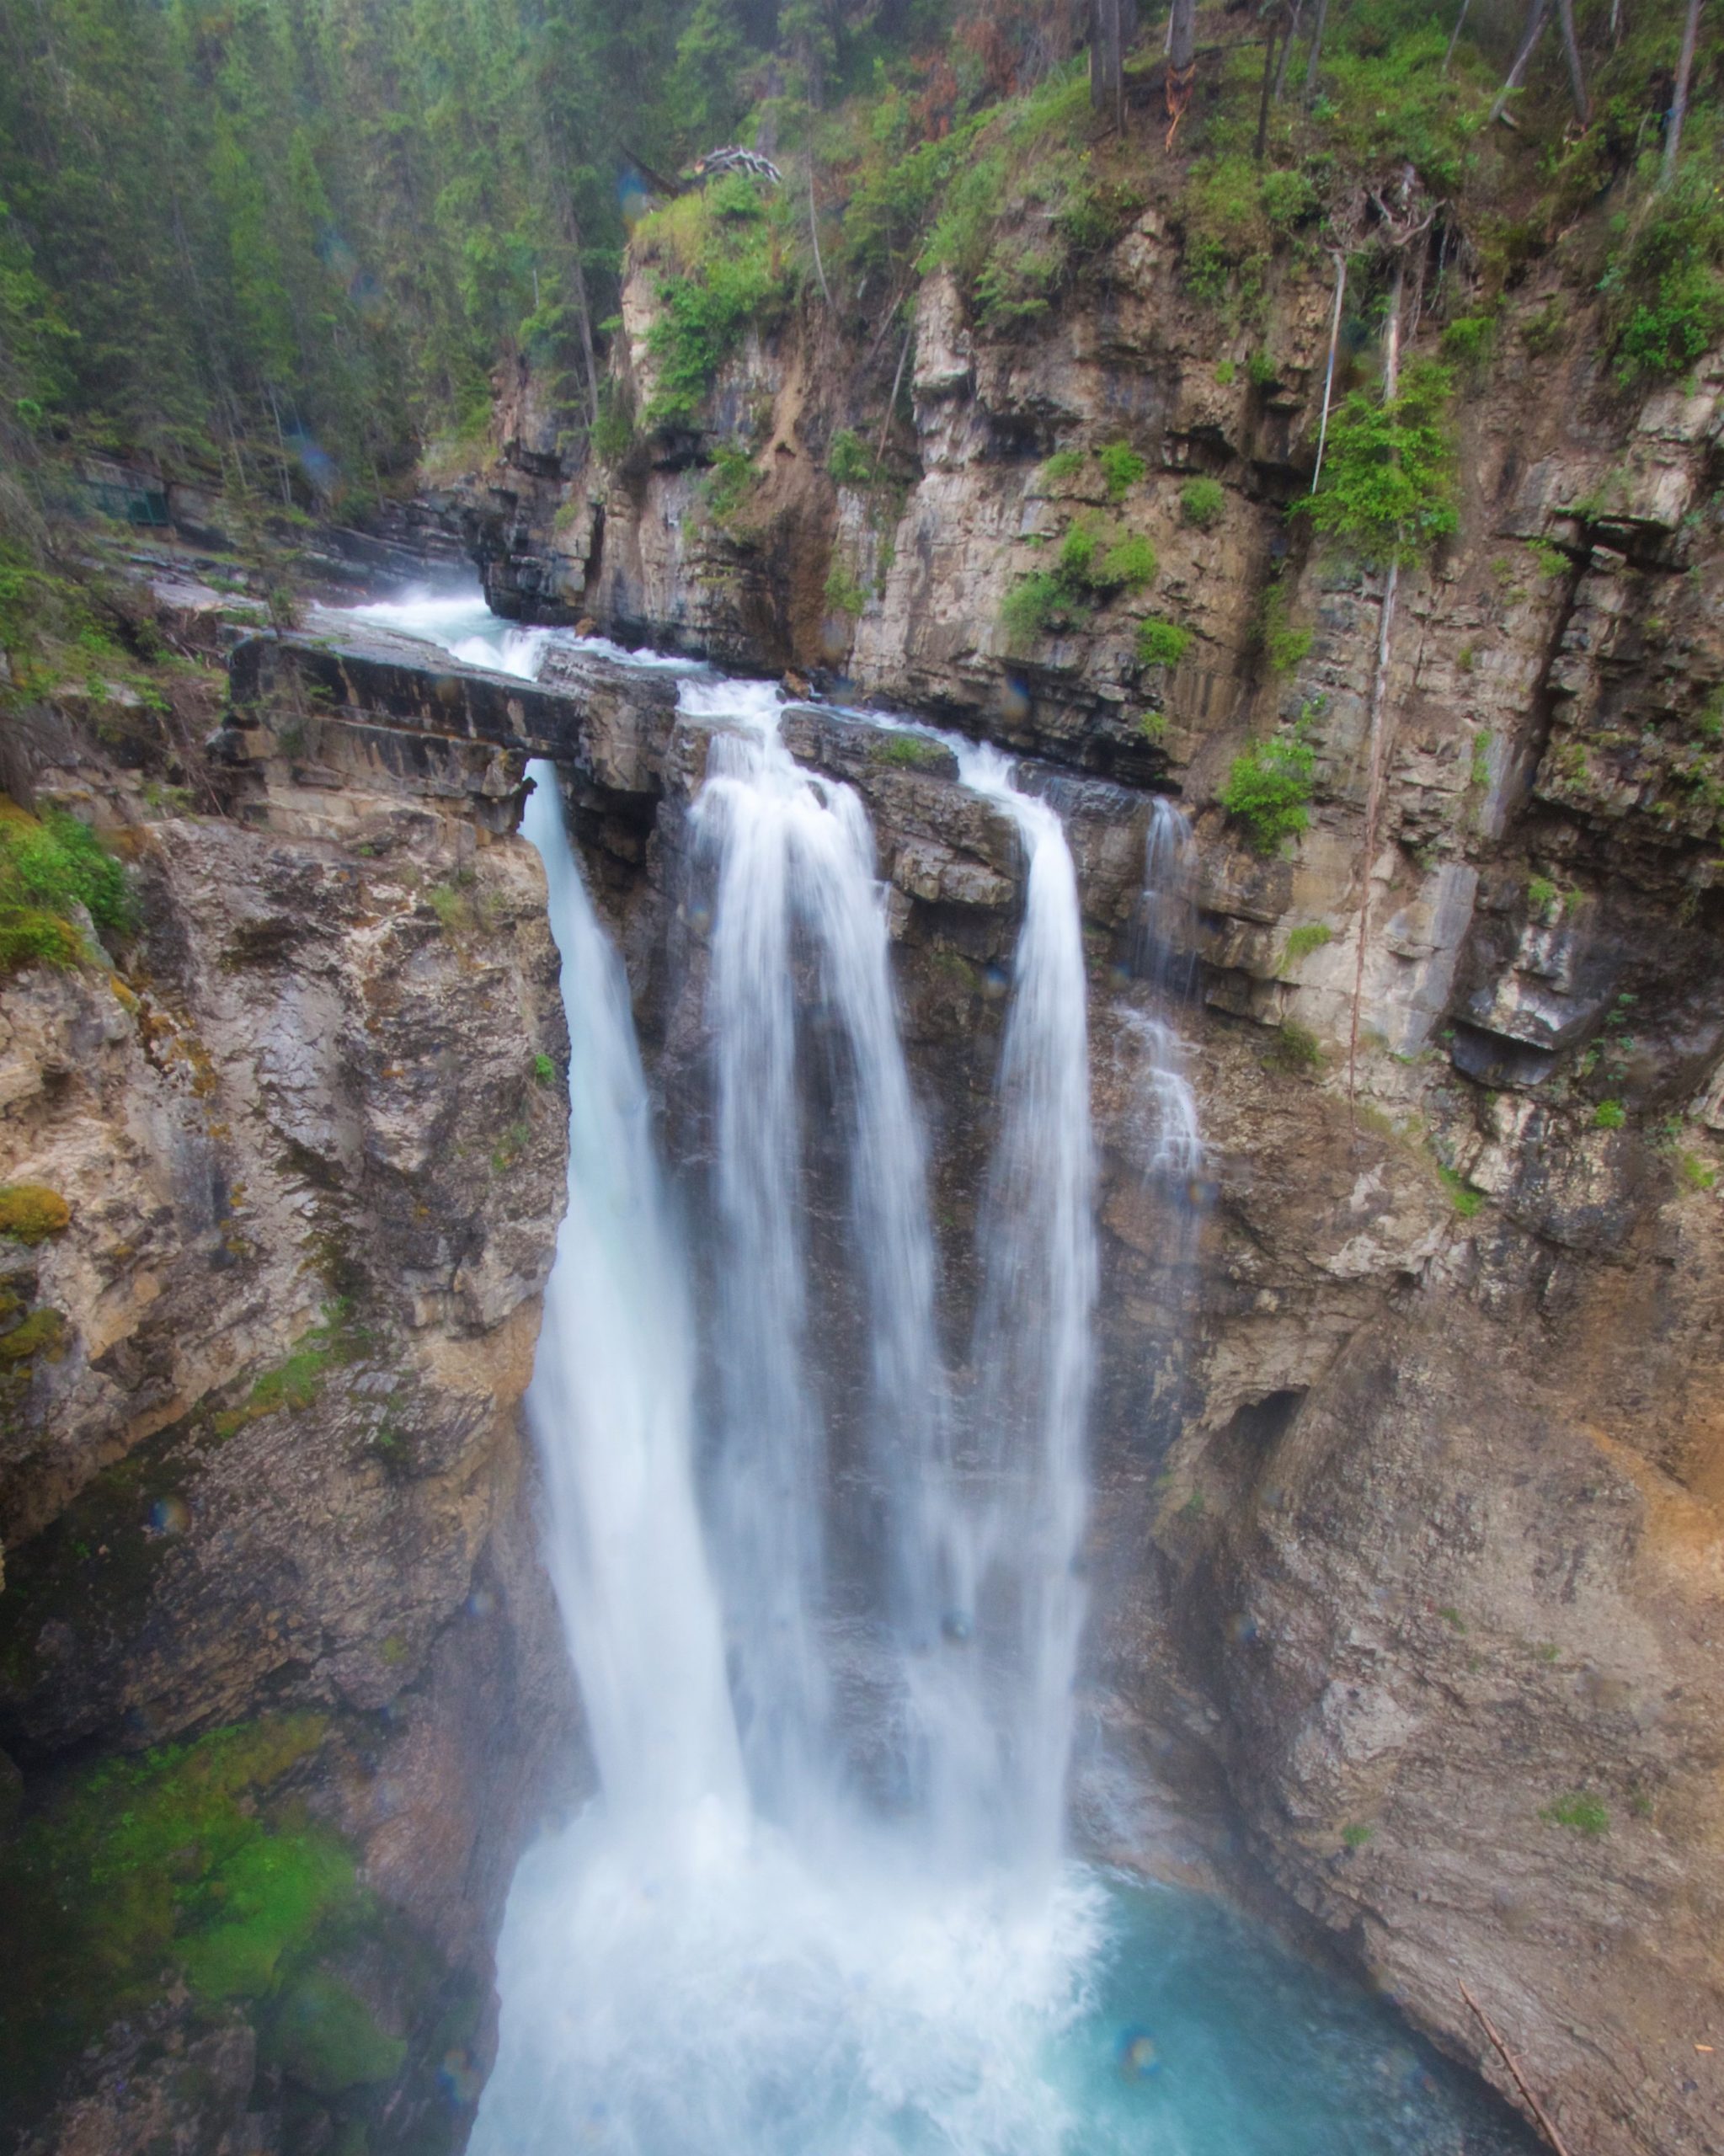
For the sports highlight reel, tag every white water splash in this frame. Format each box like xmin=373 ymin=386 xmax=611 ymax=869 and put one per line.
xmin=519 ymin=764 xmax=744 ymax=1833
xmin=915 ymin=743 xmax=1097 ymax=1885
xmin=684 ymin=675 xmax=943 ymax=1823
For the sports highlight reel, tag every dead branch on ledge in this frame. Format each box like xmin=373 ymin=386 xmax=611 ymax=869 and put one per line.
xmin=1458 ymin=1981 xmax=1575 ymax=2156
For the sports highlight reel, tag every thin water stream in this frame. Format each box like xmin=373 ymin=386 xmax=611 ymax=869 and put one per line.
xmin=350 ymin=592 xmax=1532 ymax=2156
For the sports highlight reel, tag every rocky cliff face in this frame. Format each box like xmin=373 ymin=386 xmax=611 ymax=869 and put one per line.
xmin=454 ymin=195 xmax=1724 ymax=2156
xmin=0 ymin=588 xmax=578 ymax=2154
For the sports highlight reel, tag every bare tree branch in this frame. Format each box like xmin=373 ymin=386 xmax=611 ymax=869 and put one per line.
xmin=1490 ymin=0 xmax=1551 ymax=125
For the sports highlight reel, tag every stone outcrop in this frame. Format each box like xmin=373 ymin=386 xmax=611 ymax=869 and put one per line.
xmin=0 ymin=597 xmax=578 ymax=2154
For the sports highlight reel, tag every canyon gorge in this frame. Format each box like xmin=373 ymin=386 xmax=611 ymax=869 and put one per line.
xmin=3 ymin=7 xmax=1723 ymax=2154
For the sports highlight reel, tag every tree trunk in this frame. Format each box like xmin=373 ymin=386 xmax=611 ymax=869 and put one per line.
xmin=1273 ymin=0 xmax=1303 ymax=99
xmin=1660 ymin=0 xmax=1701 ymax=187
xmin=1555 ymin=0 xmax=1590 ymax=124
xmin=550 ymin=175 xmax=601 ymax=430
xmin=1490 ymin=0 xmax=1551 ymax=125
xmin=1090 ymin=0 xmax=1127 ymax=128
xmin=1254 ymin=17 xmax=1279 ymax=157
xmin=807 ymin=161 xmax=832 ymax=308
xmin=1164 ymin=0 xmax=1197 ymax=145
xmin=1311 ymin=250 xmax=1348 ymax=492
xmin=1347 ymin=247 xmax=1406 ymax=1108
xmin=1303 ymin=0 xmax=1332 ymax=99
xmin=1442 ymin=0 xmax=1472 ymax=77
xmin=1170 ymin=0 xmax=1195 ymax=72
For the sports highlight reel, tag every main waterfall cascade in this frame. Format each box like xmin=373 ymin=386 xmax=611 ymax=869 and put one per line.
xmin=352 ymin=593 xmax=1537 ymax=2156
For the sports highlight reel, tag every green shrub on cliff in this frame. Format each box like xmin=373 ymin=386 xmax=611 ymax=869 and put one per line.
xmin=0 ymin=1183 xmax=71 ymax=1243
xmin=1180 ymin=476 xmax=1226 ymax=530
xmin=1097 ymin=442 xmax=1146 ymax=499
xmin=1137 ymin=617 xmax=1193 ymax=669
xmin=639 ymin=177 xmax=792 ymax=427
xmin=918 ymin=64 xmax=1134 ymax=328
xmin=1604 ymin=166 xmax=1724 ymax=383
xmin=827 ymin=430 xmax=876 ymax=488
xmin=1180 ymin=154 xmax=1320 ymax=305
xmin=1295 ymin=360 xmax=1458 ymax=568
xmin=1222 ymin=723 xmax=1316 ymax=853
xmin=0 ymin=799 xmax=133 ymax=977
xmin=1001 ymin=517 xmax=1156 ymax=646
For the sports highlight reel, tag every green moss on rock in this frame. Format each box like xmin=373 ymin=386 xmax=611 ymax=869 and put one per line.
xmin=0 ymin=1716 xmax=357 ymax=2115
xmin=0 ymin=1183 xmax=71 ymax=1244
xmin=264 ymin=1971 xmax=408 ymax=2096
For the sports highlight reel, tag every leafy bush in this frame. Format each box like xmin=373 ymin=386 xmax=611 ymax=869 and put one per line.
xmin=1002 ymin=516 xmax=1158 ymax=646
xmin=704 ymin=443 xmax=759 ymax=526
xmin=1260 ymin=583 xmax=1312 ymax=675
xmin=1604 ymin=168 xmax=1724 ymax=384
xmin=824 ymin=563 xmax=868 ymax=617
xmin=1310 ymin=22 xmax=1485 ymax=196
xmin=1295 ymin=358 xmax=1457 ymax=568
xmin=826 ymin=430 xmax=875 ymax=488
xmin=1180 ymin=476 xmax=1226 ymax=530
xmin=1039 ymin=448 xmax=1087 ymax=484
xmin=1097 ymin=531 xmax=1157 ymax=589
xmin=1097 ymin=441 xmax=1146 ymax=499
xmin=1222 ymin=724 xmax=1316 ymax=852
xmin=0 ymin=801 xmax=133 ymax=977
xmin=1000 ymin=571 xmax=1068 ymax=644
xmin=1440 ymin=314 xmax=1493 ymax=368
xmin=919 ymin=66 xmax=1128 ymax=328
xmin=1181 ymin=155 xmax=1319 ymax=303
xmin=1137 ymin=616 xmax=1193 ymax=668
xmin=641 ymin=178 xmax=791 ymax=426
xmin=1593 ymin=1098 xmax=1626 ymax=1130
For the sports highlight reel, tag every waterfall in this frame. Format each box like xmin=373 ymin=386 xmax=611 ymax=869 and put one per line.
xmin=310 ymin=592 xmax=1548 ymax=2154
xmin=516 ymin=766 xmax=744 ymax=1833
xmin=905 ymin=744 xmax=1097 ymax=1883
xmin=1129 ymin=798 xmax=1204 ymax=1190
xmin=472 ymin=684 xmax=1107 ymax=2156
xmin=344 ymin=595 xmax=1538 ymax=2156
xmin=682 ymin=678 xmax=943 ymax=1826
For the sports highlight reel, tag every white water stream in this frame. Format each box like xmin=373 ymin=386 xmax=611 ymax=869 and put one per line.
xmin=346 ymin=592 xmax=1536 ymax=2156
